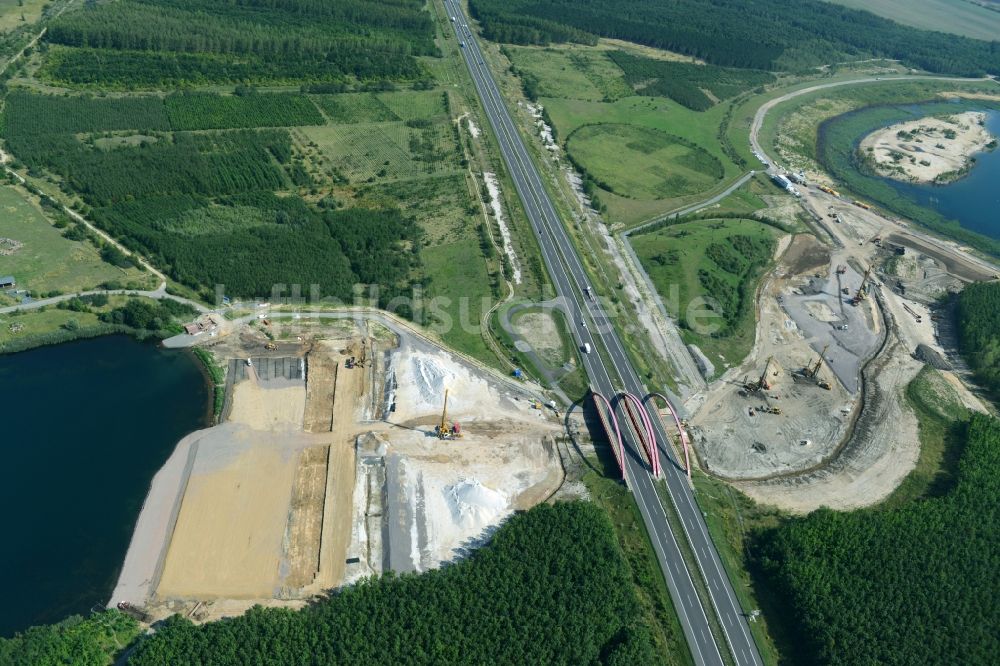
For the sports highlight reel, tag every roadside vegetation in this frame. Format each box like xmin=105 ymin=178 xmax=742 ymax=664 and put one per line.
xmin=631 ymin=217 xmax=779 ymax=372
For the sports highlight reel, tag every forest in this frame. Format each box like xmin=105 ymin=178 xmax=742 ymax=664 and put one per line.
xmin=41 ymin=0 xmax=436 ymax=87
xmin=753 ymin=412 xmax=1000 ymax=665
xmin=114 ymin=502 xmax=656 ymax=664
xmin=607 ymin=52 xmax=773 ymax=111
xmin=469 ymin=0 xmax=1000 ymax=75
xmin=956 ymin=280 xmax=1000 ymax=397
xmin=2 ymin=92 xmax=422 ymax=301
xmin=0 ymin=610 xmax=139 ymax=666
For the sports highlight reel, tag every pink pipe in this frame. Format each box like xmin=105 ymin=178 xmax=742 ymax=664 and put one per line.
xmin=649 ymin=393 xmax=691 ymax=479
xmin=620 ymin=392 xmax=660 ymax=477
xmin=592 ymin=392 xmax=625 ymax=480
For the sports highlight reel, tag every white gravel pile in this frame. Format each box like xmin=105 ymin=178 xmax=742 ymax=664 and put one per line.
xmin=444 ymin=478 xmax=508 ymax=529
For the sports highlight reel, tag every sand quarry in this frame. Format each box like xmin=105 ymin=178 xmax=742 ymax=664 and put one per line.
xmin=111 ymin=319 xmax=561 ymax=622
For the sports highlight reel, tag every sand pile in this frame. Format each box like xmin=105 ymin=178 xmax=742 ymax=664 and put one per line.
xmin=445 ymin=478 xmax=508 ymax=529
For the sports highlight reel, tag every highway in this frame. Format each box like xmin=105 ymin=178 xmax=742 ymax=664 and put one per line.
xmin=443 ymin=4 xmax=763 ymax=665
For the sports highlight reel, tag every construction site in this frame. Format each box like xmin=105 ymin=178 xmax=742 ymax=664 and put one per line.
xmin=112 ymin=315 xmax=563 ymax=623
xmin=687 ymin=181 xmax=995 ymax=511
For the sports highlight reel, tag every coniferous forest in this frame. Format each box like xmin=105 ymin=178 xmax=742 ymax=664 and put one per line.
xmin=753 ymin=413 xmax=1000 ymax=665
xmin=470 ymin=0 xmax=1000 ymax=75
xmin=124 ymin=502 xmax=655 ymax=665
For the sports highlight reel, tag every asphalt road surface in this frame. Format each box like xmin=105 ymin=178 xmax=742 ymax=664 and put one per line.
xmin=443 ymin=4 xmax=763 ymax=665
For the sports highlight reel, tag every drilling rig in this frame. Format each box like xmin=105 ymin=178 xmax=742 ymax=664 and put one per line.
xmin=434 ymin=388 xmax=463 ymax=440
xmin=800 ymin=345 xmax=833 ymax=390
xmin=743 ymin=356 xmax=774 ymax=394
xmin=850 ymin=266 xmax=873 ymax=305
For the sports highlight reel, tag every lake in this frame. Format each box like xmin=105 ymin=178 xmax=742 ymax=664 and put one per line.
xmin=0 ymin=335 xmax=209 ymax=637
xmin=883 ymin=109 xmax=1000 ymax=240
xmin=817 ymin=101 xmax=1000 ymax=244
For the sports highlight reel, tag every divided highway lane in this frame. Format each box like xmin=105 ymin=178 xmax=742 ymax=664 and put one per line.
xmin=443 ymin=4 xmax=762 ymax=665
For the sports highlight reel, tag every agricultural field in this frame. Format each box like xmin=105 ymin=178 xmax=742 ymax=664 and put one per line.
xmin=0 ymin=186 xmax=148 ymax=305
xmin=566 ymin=123 xmax=723 ymax=200
xmin=631 ymin=217 xmax=778 ymax=369
xmin=826 ymin=0 xmax=1000 ymax=41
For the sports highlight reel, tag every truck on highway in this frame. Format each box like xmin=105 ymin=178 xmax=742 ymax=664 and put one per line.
xmin=581 ymin=343 xmax=592 ymax=354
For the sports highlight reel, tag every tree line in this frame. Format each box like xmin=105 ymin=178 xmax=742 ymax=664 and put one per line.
xmin=957 ymin=280 xmax=1000 ymax=398
xmin=3 ymin=503 xmax=660 ymax=665
xmin=470 ymin=0 xmax=1000 ymax=75
xmin=42 ymin=0 xmax=436 ymax=87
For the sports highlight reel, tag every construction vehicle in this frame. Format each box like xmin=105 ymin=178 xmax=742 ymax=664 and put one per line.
xmin=743 ymin=356 xmax=774 ymax=393
xmin=853 ymin=200 xmax=871 ymax=210
xmin=804 ymin=345 xmax=829 ymax=379
xmin=817 ymin=380 xmax=832 ymax=390
xmin=818 ymin=185 xmax=841 ymax=197
xmin=836 ymin=264 xmax=846 ymax=274
xmin=264 ymin=342 xmax=277 ymax=351
xmin=435 ymin=389 xmax=463 ymax=440
xmin=850 ymin=265 xmax=873 ymax=305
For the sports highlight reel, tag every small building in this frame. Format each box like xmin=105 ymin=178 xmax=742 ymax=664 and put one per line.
xmin=184 ymin=323 xmax=204 ymax=336
xmin=0 ymin=276 xmax=15 ymax=289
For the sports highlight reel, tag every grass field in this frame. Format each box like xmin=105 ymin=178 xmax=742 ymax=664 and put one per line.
xmin=0 ymin=186 xmax=144 ymax=304
xmin=0 ymin=0 xmax=47 ymax=32
xmin=827 ymin=0 xmax=1000 ymax=41
xmin=566 ymin=123 xmax=723 ymax=200
xmin=631 ymin=217 xmax=778 ymax=370
xmin=505 ymin=44 xmax=632 ymax=102
xmin=542 ymin=95 xmax=741 ymax=225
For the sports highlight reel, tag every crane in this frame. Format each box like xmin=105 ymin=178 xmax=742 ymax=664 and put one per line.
xmin=434 ymin=388 xmax=463 ymax=440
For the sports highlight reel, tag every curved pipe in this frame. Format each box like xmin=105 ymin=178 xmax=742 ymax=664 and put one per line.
xmin=619 ymin=392 xmax=660 ymax=477
xmin=648 ymin=392 xmax=691 ymax=479
xmin=592 ymin=391 xmax=625 ymax=481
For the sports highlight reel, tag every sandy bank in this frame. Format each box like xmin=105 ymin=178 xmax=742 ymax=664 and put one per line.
xmin=859 ymin=111 xmax=994 ymax=184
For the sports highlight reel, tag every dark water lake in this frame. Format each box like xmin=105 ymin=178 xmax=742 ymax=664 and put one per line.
xmin=882 ymin=110 xmax=1000 ymax=240
xmin=0 ymin=335 xmax=208 ymax=637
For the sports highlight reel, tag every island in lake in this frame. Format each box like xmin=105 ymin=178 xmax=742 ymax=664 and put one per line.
xmin=859 ymin=111 xmax=996 ymax=185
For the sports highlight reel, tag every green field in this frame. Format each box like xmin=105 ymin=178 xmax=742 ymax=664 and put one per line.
xmin=631 ymin=217 xmax=778 ymax=372
xmin=566 ymin=123 xmax=723 ymax=200
xmin=505 ymin=44 xmax=633 ymax=102
xmin=0 ymin=186 xmax=147 ymax=305
xmin=543 ymin=95 xmax=741 ymax=225
xmin=827 ymin=0 xmax=1000 ymax=41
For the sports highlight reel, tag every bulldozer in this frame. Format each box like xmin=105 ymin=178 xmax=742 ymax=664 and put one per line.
xmin=264 ymin=342 xmax=277 ymax=351
xmin=434 ymin=389 xmax=463 ymax=440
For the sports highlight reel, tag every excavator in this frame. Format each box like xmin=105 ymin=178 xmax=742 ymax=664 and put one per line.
xmin=434 ymin=388 xmax=463 ymax=440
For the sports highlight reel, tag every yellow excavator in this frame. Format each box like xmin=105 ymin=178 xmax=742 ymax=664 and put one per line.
xmin=434 ymin=389 xmax=463 ymax=440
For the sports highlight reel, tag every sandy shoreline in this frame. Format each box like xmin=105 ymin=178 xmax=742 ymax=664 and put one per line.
xmin=859 ymin=111 xmax=995 ymax=184
xmin=108 ymin=428 xmax=206 ymax=607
